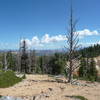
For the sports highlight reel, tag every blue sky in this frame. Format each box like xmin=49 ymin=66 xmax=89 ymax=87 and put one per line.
xmin=0 ymin=0 xmax=100 ymax=50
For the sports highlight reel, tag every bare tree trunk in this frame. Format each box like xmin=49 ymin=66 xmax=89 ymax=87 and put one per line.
xmin=17 ymin=51 xmax=21 ymax=72
xmin=66 ymin=2 xmax=80 ymax=83
xmin=28 ymin=50 xmax=31 ymax=73
xmin=19 ymin=39 xmax=29 ymax=73
xmin=4 ymin=53 xmax=8 ymax=71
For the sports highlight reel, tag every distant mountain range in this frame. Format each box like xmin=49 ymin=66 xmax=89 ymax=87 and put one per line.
xmin=0 ymin=49 xmax=66 ymax=56
xmin=35 ymin=49 xmax=66 ymax=56
xmin=1 ymin=43 xmax=100 ymax=57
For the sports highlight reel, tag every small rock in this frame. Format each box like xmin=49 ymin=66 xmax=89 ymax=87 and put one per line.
xmin=48 ymin=88 xmax=53 ymax=91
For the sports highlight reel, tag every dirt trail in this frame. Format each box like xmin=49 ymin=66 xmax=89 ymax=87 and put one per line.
xmin=0 ymin=75 xmax=100 ymax=100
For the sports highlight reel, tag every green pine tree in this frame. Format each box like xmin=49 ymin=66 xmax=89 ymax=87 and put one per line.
xmin=6 ymin=51 xmax=16 ymax=70
xmin=87 ymin=58 xmax=97 ymax=81
xmin=79 ymin=57 xmax=87 ymax=77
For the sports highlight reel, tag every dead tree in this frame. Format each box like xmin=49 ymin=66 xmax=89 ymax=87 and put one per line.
xmin=17 ymin=50 xmax=21 ymax=72
xmin=66 ymin=4 xmax=80 ymax=83
xmin=4 ymin=52 xmax=8 ymax=71
xmin=20 ymin=40 xmax=29 ymax=73
xmin=16 ymin=39 xmax=22 ymax=73
xmin=28 ymin=50 xmax=36 ymax=73
xmin=28 ymin=50 xmax=32 ymax=73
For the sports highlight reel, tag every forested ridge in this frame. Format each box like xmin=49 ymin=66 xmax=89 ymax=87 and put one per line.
xmin=79 ymin=44 xmax=100 ymax=58
xmin=0 ymin=43 xmax=100 ymax=73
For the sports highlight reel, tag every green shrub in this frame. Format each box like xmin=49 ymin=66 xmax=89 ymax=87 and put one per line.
xmin=0 ymin=95 xmax=2 ymax=98
xmin=79 ymin=58 xmax=98 ymax=82
xmin=72 ymin=95 xmax=88 ymax=100
xmin=96 ymin=76 xmax=100 ymax=82
xmin=0 ymin=70 xmax=23 ymax=88
xmin=35 ymin=65 xmax=42 ymax=74
xmin=22 ymin=74 xmax=26 ymax=79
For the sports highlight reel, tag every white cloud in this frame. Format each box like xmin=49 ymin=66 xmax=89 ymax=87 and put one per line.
xmin=20 ymin=34 xmax=66 ymax=48
xmin=77 ymin=29 xmax=99 ymax=38
xmin=31 ymin=36 xmax=44 ymax=47
xmin=41 ymin=34 xmax=50 ymax=43
xmin=20 ymin=29 xmax=99 ymax=49
xmin=41 ymin=34 xmax=66 ymax=43
xmin=32 ymin=36 xmax=40 ymax=45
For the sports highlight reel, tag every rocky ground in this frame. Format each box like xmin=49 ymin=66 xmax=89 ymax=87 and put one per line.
xmin=0 ymin=75 xmax=100 ymax=100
